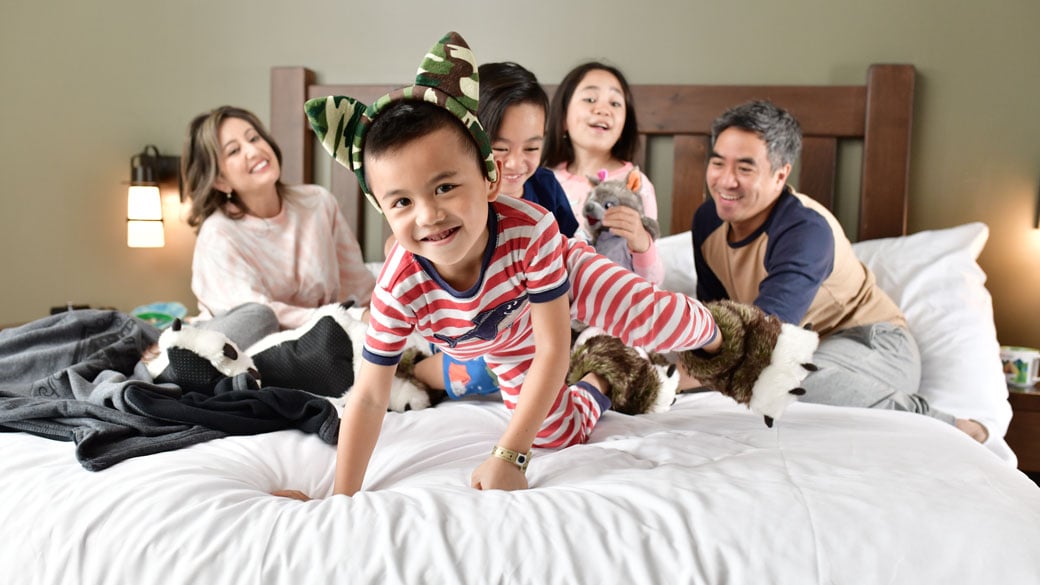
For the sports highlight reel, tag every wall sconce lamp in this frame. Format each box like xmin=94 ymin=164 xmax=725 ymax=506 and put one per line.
xmin=1035 ymin=178 xmax=1040 ymax=230
xmin=127 ymin=145 xmax=179 ymax=248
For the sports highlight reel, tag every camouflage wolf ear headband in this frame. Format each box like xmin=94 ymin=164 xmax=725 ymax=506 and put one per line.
xmin=304 ymin=31 xmax=497 ymax=212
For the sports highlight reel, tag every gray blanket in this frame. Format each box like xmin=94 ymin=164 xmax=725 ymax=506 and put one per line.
xmin=0 ymin=310 xmax=339 ymax=471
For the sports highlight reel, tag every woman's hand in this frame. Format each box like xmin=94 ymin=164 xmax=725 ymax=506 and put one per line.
xmin=602 ymin=205 xmax=651 ymax=253
xmin=471 ymin=456 xmax=529 ymax=491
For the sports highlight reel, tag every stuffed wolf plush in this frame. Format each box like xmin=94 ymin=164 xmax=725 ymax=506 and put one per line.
xmin=583 ymin=168 xmax=660 ymax=271
xmin=565 ymin=301 xmax=819 ymax=424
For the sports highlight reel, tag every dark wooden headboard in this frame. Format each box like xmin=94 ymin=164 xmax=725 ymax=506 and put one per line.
xmin=271 ymin=64 xmax=914 ymax=258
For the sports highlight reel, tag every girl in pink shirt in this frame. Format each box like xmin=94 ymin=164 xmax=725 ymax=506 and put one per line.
xmin=543 ymin=62 xmax=664 ymax=284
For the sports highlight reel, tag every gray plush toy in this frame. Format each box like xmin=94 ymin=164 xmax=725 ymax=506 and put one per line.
xmin=583 ymin=168 xmax=659 ymax=271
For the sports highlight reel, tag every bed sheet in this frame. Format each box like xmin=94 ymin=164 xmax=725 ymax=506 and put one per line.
xmin=3 ymin=392 xmax=1038 ymax=585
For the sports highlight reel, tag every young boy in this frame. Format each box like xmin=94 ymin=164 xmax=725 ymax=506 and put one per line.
xmin=276 ymin=32 xmax=812 ymax=498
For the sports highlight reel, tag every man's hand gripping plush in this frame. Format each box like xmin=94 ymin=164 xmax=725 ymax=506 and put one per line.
xmin=680 ymin=300 xmax=819 ymax=427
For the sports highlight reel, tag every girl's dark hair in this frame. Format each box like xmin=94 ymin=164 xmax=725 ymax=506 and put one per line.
xmin=181 ymin=106 xmax=286 ymax=230
xmin=477 ymin=62 xmax=549 ymax=140
xmin=543 ymin=62 xmax=639 ymax=168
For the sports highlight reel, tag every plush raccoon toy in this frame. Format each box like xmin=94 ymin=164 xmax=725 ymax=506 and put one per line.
xmin=583 ymin=168 xmax=660 ymax=271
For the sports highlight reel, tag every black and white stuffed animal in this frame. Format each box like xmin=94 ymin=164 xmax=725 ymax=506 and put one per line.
xmin=146 ymin=302 xmax=432 ymax=412
xmin=583 ymin=168 xmax=660 ymax=271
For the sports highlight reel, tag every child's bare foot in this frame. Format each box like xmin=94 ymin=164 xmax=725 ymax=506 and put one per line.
xmin=954 ymin=418 xmax=989 ymax=443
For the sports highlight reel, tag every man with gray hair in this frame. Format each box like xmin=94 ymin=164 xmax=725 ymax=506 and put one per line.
xmin=687 ymin=100 xmax=988 ymax=442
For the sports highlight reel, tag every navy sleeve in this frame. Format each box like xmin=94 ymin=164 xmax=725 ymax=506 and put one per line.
xmin=691 ymin=200 xmax=728 ymax=302
xmin=755 ymin=211 xmax=834 ymax=324
xmin=524 ymin=168 xmax=579 ymax=238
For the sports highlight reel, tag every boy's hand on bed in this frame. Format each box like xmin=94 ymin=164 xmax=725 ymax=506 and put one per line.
xmin=470 ymin=456 xmax=528 ymax=491
xmin=271 ymin=489 xmax=313 ymax=501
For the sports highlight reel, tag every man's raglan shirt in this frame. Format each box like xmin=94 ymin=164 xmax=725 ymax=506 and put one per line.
xmin=692 ymin=187 xmax=904 ymax=337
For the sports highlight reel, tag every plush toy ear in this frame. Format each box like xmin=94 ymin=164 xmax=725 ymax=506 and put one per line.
xmin=626 ymin=169 xmax=641 ymax=193
xmin=588 ymin=169 xmax=608 ymax=186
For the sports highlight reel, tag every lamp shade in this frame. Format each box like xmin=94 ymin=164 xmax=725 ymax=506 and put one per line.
xmin=126 ymin=145 xmax=178 ymax=248
xmin=127 ymin=219 xmax=165 ymax=248
xmin=127 ymin=185 xmax=163 ymax=220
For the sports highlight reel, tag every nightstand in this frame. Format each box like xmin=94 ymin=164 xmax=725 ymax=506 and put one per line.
xmin=1006 ymin=388 xmax=1040 ymax=473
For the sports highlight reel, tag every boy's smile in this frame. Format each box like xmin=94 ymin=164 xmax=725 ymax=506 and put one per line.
xmin=367 ymin=126 xmax=501 ymax=290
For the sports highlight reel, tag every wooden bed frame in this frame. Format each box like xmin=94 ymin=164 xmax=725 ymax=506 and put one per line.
xmin=270 ymin=64 xmax=914 ymax=257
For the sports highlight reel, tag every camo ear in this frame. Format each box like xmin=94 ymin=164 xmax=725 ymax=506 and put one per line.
xmin=626 ymin=169 xmax=641 ymax=193
xmin=305 ymin=95 xmax=369 ymax=173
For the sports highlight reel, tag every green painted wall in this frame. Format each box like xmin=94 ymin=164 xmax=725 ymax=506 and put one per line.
xmin=2 ymin=0 xmax=1038 ymax=348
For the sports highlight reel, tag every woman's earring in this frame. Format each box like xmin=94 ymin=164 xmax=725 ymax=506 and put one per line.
xmin=224 ymin=191 xmax=232 ymax=201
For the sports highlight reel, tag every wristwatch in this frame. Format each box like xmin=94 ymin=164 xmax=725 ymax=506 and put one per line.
xmin=491 ymin=445 xmax=531 ymax=473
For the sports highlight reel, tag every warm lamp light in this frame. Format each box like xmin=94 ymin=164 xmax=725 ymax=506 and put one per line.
xmin=127 ymin=145 xmax=179 ymax=248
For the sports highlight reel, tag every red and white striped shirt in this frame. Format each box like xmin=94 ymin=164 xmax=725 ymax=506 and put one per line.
xmin=365 ymin=196 xmax=567 ymax=366
xmin=366 ymin=196 xmax=718 ymax=447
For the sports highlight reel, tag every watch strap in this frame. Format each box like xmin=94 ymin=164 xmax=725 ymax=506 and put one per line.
xmin=491 ymin=445 xmax=531 ymax=473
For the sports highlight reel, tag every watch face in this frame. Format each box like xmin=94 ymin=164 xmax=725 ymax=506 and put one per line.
xmin=516 ymin=453 xmax=528 ymax=466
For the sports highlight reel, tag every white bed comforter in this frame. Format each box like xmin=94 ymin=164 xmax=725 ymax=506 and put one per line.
xmin=2 ymin=392 xmax=1039 ymax=585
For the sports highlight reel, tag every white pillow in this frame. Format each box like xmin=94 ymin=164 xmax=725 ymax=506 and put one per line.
xmin=659 ymin=223 xmax=1013 ymax=462
xmin=657 ymin=231 xmax=698 ymax=297
xmin=852 ymin=223 xmax=1011 ymax=458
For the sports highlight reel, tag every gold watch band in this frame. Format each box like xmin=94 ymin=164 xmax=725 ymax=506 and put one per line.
xmin=491 ymin=445 xmax=531 ymax=473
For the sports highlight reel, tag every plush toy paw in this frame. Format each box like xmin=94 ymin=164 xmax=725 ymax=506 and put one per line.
xmin=567 ymin=333 xmax=671 ymax=415
xmin=146 ymin=319 xmax=259 ymax=393
xmin=390 ymin=347 xmax=440 ymax=411
xmin=388 ymin=372 xmax=434 ymax=412
xmin=648 ymin=354 xmax=680 ymax=414
xmin=679 ymin=300 xmax=819 ymax=426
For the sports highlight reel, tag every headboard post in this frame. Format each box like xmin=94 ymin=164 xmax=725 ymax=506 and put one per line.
xmin=271 ymin=67 xmax=316 ymax=186
xmin=860 ymin=64 xmax=915 ymax=240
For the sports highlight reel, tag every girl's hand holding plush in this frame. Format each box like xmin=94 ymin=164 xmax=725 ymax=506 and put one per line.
xmin=602 ymin=203 xmax=652 ymax=253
